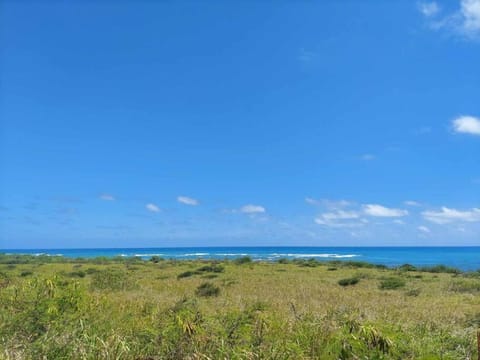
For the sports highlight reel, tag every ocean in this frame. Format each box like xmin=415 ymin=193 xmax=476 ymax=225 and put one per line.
xmin=2 ymin=246 xmax=480 ymax=271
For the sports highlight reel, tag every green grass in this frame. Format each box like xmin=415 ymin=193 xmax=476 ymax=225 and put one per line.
xmin=0 ymin=254 xmax=479 ymax=359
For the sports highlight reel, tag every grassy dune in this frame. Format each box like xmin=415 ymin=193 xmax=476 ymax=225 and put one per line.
xmin=1 ymin=255 xmax=479 ymax=359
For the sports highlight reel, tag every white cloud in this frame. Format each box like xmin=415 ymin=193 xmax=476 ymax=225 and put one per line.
xmin=314 ymin=217 xmax=364 ymax=228
xmin=404 ymin=200 xmax=421 ymax=206
xmin=305 ymin=198 xmax=353 ymax=209
xmin=146 ymin=203 xmax=160 ymax=212
xmin=321 ymin=210 xmax=360 ymax=220
xmin=422 ymin=0 xmax=480 ymax=39
xmin=305 ymin=197 xmax=320 ymax=205
xmin=419 ymin=2 xmax=441 ymax=17
xmin=99 ymin=194 xmax=115 ymax=201
xmin=240 ymin=204 xmax=266 ymax=214
xmin=460 ymin=0 xmax=480 ymax=36
xmin=314 ymin=210 xmax=365 ymax=228
xmin=418 ymin=225 xmax=431 ymax=233
xmin=452 ymin=115 xmax=480 ymax=135
xmin=363 ymin=204 xmax=409 ymax=217
xmin=360 ymin=154 xmax=376 ymax=161
xmin=393 ymin=219 xmax=405 ymax=225
xmin=177 ymin=196 xmax=199 ymax=206
xmin=422 ymin=206 xmax=480 ymax=224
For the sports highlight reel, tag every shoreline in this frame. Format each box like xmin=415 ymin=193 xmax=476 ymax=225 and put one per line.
xmin=1 ymin=253 xmax=479 ymax=274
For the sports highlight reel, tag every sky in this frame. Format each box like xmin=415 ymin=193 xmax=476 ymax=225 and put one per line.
xmin=1 ymin=0 xmax=479 ymax=249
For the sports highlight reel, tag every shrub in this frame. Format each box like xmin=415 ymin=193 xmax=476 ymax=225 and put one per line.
xmin=294 ymin=258 xmax=319 ymax=267
xmin=398 ymin=264 xmax=417 ymax=272
xmin=177 ymin=271 xmax=196 ymax=279
xmin=196 ymin=264 xmax=224 ymax=273
xmin=234 ymin=256 xmax=252 ymax=265
xmin=379 ymin=277 xmax=405 ymax=290
xmin=20 ymin=270 xmax=34 ymax=277
xmin=419 ymin=265 xmax=461 ymax=274
xmin=338 ymin=277 xmax=360 ymax=286
xmin=67 ymin=270 xmax=86 ymax=278
xmin=277 ymin=258 xmax=289 ymax=264
xmin=195 ymin=282 xmax=220 ymax=297
xmin=149 ymin=256 xmax=163 ymax=263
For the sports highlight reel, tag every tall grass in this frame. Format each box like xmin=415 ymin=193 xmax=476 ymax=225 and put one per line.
xmin=0 ymin=255 xmax=478 ymax=359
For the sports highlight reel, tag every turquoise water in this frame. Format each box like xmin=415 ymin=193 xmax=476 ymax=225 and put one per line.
xmin=3 ymin=246 xmax=480 ymax=271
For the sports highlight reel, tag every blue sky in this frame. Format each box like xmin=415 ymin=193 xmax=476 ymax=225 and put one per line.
xmin=1 ymin=0 xmax=479 ymax=249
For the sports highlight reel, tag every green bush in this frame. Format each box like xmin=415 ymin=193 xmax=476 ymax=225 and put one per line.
xmin=20 ymin=270 xmax=34 ymax=277
xmin=67 ymin=270 xmax=86 ymax=278
xmin=178 ymin=271 xmax=196 ymax=279
xmin=338 ymin=277 xmax=360 ymax=286
xmin=398 ymin=264 xmax=417 ymax=272
xmin=196 ymin=264 xmax=224 ymax=273
xmin=195 ymin=282 xmax=220 ymax=297
xmin=233 ymin=256 xmax=252 ymax=265
xmin=419 ymin=265 xmax=461 ymax=274
xmin=379 ymin=277 xmax=405 ymax=290
xmin=149 ymin=255 xmax=164 ymax=263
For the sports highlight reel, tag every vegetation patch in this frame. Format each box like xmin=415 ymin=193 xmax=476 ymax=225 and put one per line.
xmin=338 ymin=277 xmax=360 ymax=286
xmin=447 ymin=279 xmax=480 ymax=293
xmin=177 ymin=264 xmax=225 ymax=280
xmin=0 ymin=254 xmax=478 ymax=359
xmin=233 ymin=256 xmax=252 ymax=265
xmin=405 ymin=288 xmax=421 ymax=297
xmin=398 ymin=264 xmax=417 ymax=272
xmin=66 ymin=270 xmax=86 ymax=278
xmin=196 ymin=264 xmax=224 ymax=273
xmin=177 ymin=270 xmax=196 ymax=279
xmin=149 ymin=255 xmax=164 ymax=263
xmin=379 ymin=277 xmax=406 ymax=290
xmin=195 ymin=282 xmax=220 ymax=297
xmin=419 ymin=265 xmax=461 ymax=274
xmin=90 ymin=269 xmax=137 ymax=291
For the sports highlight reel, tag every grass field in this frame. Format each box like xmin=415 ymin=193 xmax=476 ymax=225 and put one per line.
xmin=1 ymin=255 xmax=479 ymax=359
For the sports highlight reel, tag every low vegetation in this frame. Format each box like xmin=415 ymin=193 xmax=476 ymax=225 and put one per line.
xmin=0 ymin=254 xmax=479 ymax=359
xmin=338 ymin=277 xmax=360 ymax=286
